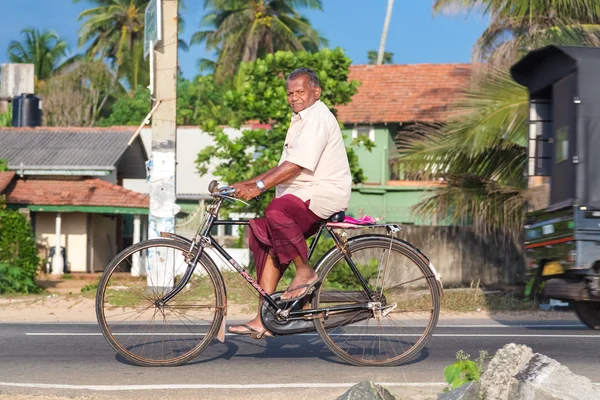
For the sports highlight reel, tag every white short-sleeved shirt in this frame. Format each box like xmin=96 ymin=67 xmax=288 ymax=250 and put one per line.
xmin=275 ymin=100 xmax=352 ymax=219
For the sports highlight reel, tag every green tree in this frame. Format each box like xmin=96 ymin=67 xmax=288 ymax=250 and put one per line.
xmin=367 ymin=50 xmax=393 ymax=64
xmin=99 ymin=74 xmax=233 ymax=126
xmin=196 ymin=48 xmax=369 ymax=216
xmin=0 ymin=105 xmax=12 ymax=127
xmin=398 ymin=1 xmax=600 ymax=238
xmin=0 ymin=209 xmax=41 ymax=294
xmin=177 ymin=74 xmax=233 ymax=126
xmin=191 ymin=0 xmax=328 ymax=82
xmin=98 ymin=85 xmax=150 ymax=126
xmin=40 ymin=61 xmax=118 ymax=127
xmin=7 ymin=28 xmax=69 ymax=85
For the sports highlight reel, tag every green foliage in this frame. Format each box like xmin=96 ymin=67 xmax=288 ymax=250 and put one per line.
xmin=443 ymin=350 xmax=488 ymax=392
xmin=367 ymin=50 xmax=394 ymax=64
xmin=196 ymin=48 xmax=365 ymax=216
xmin=524 ymin=276 xmax=546 ymax=300
xmin=99 ymin=75 xmax=232 ymax=127
xmin=0 ymin=105 xmax=11 ymax=127
xmin=98 ymin=85 xmax=150 ymax=126
xmin=0 ymin=159 xmax=7 ymax=172
xmin=176 ymin=75 xmax=232 ymax=126
xmin=0 ymin=209 xmax=40 ymax=294
xmin=81 ymin=281 xmax=99 ymax=293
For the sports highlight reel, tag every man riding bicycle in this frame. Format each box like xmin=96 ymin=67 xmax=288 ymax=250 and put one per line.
xmin=228 ymin=67 xmax=352 ymax=337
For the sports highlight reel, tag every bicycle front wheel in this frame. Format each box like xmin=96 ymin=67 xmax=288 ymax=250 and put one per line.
xmin=313 ymin=235 xmax=441 ymax=366
xmin=96 ymin=238 xmax=225 ymax=366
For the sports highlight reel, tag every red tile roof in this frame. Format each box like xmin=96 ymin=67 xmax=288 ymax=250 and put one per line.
xmin=3 ymin=177 xmax=149 ymax=209
xmin=0 ymin=171 xmax=15 ymax=193
xmin=336 ymin=64 xmax=472 ymax=124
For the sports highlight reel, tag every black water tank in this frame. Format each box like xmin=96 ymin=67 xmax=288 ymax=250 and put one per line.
xmin=12 ymin=93 xmax=42 ymax=127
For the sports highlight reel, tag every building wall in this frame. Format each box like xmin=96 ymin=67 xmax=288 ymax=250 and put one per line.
xmin=122 ymin=127 xmax=243 ymax=197
xmin=344 ymin=226 xmax=524 ymax=287
xmin=35 ymin=212 xmax=88 ymax=272
xmin=90 ymin=214 xmax=117 ymax=272
xmin=348 ymin=186 xmax=435 ymax=224
xmin=342 ymin=125 xmax=392 ymax=184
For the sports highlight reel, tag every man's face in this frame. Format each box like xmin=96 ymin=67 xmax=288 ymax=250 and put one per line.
xmin=286 ymin=75 xmax=321 ymax=114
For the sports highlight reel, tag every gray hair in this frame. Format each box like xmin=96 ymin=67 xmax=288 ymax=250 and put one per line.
xmin=286 ymin=67 xmax=320 ymax=88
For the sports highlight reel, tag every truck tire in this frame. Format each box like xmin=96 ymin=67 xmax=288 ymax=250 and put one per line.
xmin=573 ymin=302 xmax=600 ymax=330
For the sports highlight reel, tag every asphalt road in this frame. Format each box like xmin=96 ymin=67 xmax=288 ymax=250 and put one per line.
xmin=1 ymin=318 xmax=599 ymax=399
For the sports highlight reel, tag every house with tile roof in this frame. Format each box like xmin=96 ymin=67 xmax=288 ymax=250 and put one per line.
xmin=336 ymin=63 xmax=471 ymax=223
xmin=0 ymin=127 xmax=149 ymax=274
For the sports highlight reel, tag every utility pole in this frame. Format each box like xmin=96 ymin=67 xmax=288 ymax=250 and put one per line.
xmin=147 ymin=0 xmax=179 ymax=289
xmin=377 ymin=0 xmax=394 ymax=65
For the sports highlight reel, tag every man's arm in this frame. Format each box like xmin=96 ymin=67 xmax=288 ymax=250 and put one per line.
xmin=231 ymin=161 xmax=302 ymax=201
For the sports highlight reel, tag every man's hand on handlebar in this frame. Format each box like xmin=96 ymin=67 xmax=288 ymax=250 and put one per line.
xmin=231 ymin=181 xmax=261 ymax=201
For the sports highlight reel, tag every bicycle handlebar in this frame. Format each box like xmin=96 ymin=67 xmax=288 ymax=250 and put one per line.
xmin=208 ymin=180 xmax=251 ymax=206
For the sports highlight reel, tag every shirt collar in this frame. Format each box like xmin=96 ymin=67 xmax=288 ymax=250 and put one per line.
xmin=292 ymin=99 xmax=322 ymax=121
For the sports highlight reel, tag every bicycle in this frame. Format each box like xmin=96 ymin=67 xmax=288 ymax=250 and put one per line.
xmin=96 ymin=180 xmax=443 ymax=367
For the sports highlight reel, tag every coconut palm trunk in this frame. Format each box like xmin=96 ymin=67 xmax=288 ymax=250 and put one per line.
xmin=377 ymin=0 xmax=394 ymax=65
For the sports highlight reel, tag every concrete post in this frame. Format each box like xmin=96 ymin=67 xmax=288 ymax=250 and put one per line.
xmin=147 ymin=0 xmax=179 ymax=290
xmin=131 ymin=214 xmax=143 ymax=276
xmin=51 ymin=213 xmax=64 ymax=276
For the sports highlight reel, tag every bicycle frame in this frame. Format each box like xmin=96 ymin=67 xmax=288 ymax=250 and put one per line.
xmin=159 ymin=193 xmax=376 ymax=318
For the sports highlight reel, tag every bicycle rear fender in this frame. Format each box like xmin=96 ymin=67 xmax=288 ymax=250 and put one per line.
xmin=315 ymin=233 xmax=443 ymax=298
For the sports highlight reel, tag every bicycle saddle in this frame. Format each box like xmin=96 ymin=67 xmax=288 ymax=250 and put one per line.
xmin=327 ymin=211 xmax=345 ymax=222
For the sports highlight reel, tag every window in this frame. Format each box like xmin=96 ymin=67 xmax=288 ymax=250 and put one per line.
xmin=352 ymin=126 xmax=375 ymax=142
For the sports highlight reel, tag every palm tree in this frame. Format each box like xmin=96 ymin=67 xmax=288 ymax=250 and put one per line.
xmin=398 ymin=1 xmax=600 ymax=238
xmin=75 ymin=0 xmax=188 ymax=93
xmin=377 ymin=0 xmax=394 ymax=65
xmin=368 ymin=50 xmax=393 ymax=64
xmin=433 ymin=0 xmax=600 ymax=65
xmin=191 ymin=0 xmax=328 ymax=82
xmin=75 ymin=0 xmax=147 ymax=91
xmin=7 ymin=28 xmax=69 ymax=84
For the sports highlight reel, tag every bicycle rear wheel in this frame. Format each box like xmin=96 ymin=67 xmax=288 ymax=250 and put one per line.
xmin=96 ymin=238 xmax=225 ymax=366
xmin=312 ymin=235 xmax=441 ymax=366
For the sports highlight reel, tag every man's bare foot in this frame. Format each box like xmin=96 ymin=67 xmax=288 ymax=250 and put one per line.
xmin=280 ymin=270 xmax=319 ymax=301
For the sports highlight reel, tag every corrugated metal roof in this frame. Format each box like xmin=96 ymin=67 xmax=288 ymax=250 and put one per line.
xmin=0 ymin=128 xmax=140 ymax=169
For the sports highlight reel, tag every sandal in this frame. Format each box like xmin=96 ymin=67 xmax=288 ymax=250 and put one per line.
xmin=227 ymin=324 xmax=274 ymax=339
xmin=280 ymin=278 xmax=322 ymax=303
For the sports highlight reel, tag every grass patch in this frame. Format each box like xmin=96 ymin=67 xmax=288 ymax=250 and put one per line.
xmin=440 ymin=289 xmax=538 ymax=312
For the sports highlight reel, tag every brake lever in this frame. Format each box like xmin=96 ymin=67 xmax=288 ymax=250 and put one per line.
xmin=220 ymin=194 xmax=250 ymax=206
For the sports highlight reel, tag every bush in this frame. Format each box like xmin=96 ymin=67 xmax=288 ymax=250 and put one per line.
xmin=0 ymin=209 xmax=41 ymax=293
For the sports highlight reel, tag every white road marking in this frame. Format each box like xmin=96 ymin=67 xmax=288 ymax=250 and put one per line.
xmin=0 ymin=382 xmax=444 ymax=391
xmin=26 ymin=332 xmax=600 ymax=338
xmin=436 ymin=324 xmax=585 ymax=328
xmin=1 ymin=381 xmax=600 ymax=391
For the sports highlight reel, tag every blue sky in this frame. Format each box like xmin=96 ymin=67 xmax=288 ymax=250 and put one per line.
xmin=0 ymin=1 xmax=488 ymax=79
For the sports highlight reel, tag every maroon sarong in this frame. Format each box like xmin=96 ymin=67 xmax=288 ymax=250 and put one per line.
xmin=249 ymin=194 xmax=324 ymax=281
